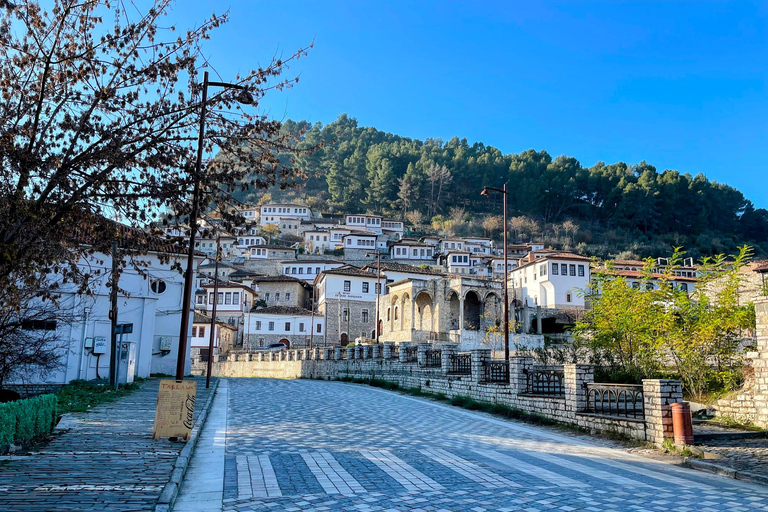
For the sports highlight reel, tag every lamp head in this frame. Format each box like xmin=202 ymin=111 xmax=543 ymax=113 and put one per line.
xmin=480 ymin=187 xmax=490 ymax=196
xmin=236 ymin=89 xmax=255 ymax=105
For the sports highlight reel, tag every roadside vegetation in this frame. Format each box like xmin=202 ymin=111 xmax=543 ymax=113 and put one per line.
xmin=55 ymin=379 xmax=142 ymax=415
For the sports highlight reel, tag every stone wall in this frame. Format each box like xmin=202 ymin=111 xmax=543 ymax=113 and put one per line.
xmin=714 ymin=297 xmax=768 ymax=428
xmin=4 ymin=383 xmax=65 ymax=398
xmin=192 ymin=343 xmax=681 ymax=444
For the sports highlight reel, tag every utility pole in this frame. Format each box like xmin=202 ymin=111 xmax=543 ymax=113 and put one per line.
xmin=109 ymin=240 xmax=119 ymax=386
xmin=481 ymin=184 xmax=510 ymax=361
xmin=205 ymin=234 xmax=220 ymax=389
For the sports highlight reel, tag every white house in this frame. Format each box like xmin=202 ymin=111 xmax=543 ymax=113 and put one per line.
xmin=490 ymin=258 xmax=518 ymax=279
xmin=445 ymin=251 xmax=471 ymax=274
xmin=237 ymin=206 xmax=260 ymax=222
xmin=236 ymin=235 xmax=266 ymax=248
xmin=194 ymin=234 xmax=238 ymax=258
xmin=604 ymin=259 xmax=697 ymax=293
xmin=282 ymin=259 xmax=344 ymax=282
xmin=303 ymin=229 xmax=334 ymax=253
xmin=243 ymin=306 xmax=325 ymax=350
xmin=381 ymin=219 xmax=405 ymax=237
xmin=345 ymin=214 xmax=383 ymax=234
xmin=342 ymin=233 xmax=378 ymax=258
xmin=11 ymin=247 xmax=204 ymax=387
xmin=439 ymin=238 xmax=466 ymax=253
xmin=464 ymin=237 xmax=492 ymax=255
xmin=509 ymin=252 xmax=591 ymax=308
xmin=390 ymin=239 xmax=435 ymax=261
xmin=191 ymin=312 xmax=237 ymax=358
xmin=259 ymin=203 xmax=312 ymax=226
xmin=249 ymin=245 xmax=297 ymax=260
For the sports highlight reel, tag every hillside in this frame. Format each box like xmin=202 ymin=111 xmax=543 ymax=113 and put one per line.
xmin=231 ymin=114 xmax=768 ymax=260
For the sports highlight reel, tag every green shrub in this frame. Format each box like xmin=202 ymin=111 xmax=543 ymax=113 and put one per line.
xmin=0 ymin=394 xmax=57 ymax=448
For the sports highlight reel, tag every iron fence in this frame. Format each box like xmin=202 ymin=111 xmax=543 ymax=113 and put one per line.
xmin=403 ymin=346 xmax=418 ymax=363
xmin=584 ymin=383 xmax=645 ymax=419
xmin=523 ymin=367 xmax=565 ymax=396
xmin=449 ymin=353 xmax=472 ymax=375
xmin=423 ymin=349 xmax=442 ymax=368
xmin=483 ymin=361 xmax=510 ymax=384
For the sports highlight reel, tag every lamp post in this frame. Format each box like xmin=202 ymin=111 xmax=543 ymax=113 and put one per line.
xmin=205 ymin=233 xmax=221 ymax=389
xmin=366 ymin=251 xmax=382 ymax=342
xmin=176 ymin=71 xmax=254 ymax=382
xmin=480 ymin=184 xmax=509 ymax=361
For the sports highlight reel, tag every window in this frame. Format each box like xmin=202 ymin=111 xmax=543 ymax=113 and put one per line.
xmin=362 ymin=309 xmax=369 ymax=323
xmin=268 ymin=322 xmax=275 ymax=331
xmin=225 ymin=292 xmax=232 ymax=305
xmin=196 ymin=295 xmax=205 ymax=304
xmin=255 ymin=321 xmax=262 ymax=330
xmin=291 ymin=267 xmax=297 ymax=274
xmin=317 ymin=323 xmax=322 ymax=333
xmin=233 ymin=292 xmax=239 ymax=305
xmin=540 ymin=264 xmax=546 ymax=276
xmin=569 ymin=264 xmax=576 ymax=276
xmin=150 ymin=279 xmax=166 ymax=294
xmin=344 ymin=280 xmax=351 ymax=292
xmin=387 ymin=308 xmax=391 ymax=321
xmin=566 ymin=293 xmax=572 ymax=303
xmin=578 ymin=265 xmax=585 ymax=277
xmin=198 ymin=326 xmax=205 ymax=338
xmin=394 ymin=307 xmax=399 ymax=320
xmin=362 ymin=282 xmax=369 ymax=293
xmin=286 ymin=292 xmax=291 ymax=302
xmin=680 ymin=283 xmax=688 ymax=292
xmin=375 ymin=283 xmax=381 ymax=294
xmin=299 ymin=322 xmax=305 ymax=332
xmin=21 ymin=319 xmax=57 ymax=330
xmin=265 ymin=292 xmax=270 ymax=301
xmin=192 ymin=326 xmax=197 ymax=337
xmin=551 ymin=263 xmax=558 ymax=275
xmin=218 ymin=292 xmax=224 ymax=304
xmin=298 ymin=267 xmax=303 ymax=274
xmin=285 ymin=322 xmax=291 ymax=331
xmin=632 ymin=282 xmax=640 ymax=289
xmin=275 ymin=293 xmax=280 ymax=302
xmin=343 ymin=308 xmax=349 ymax=321
xmin=316 ymin=267 xmax=321 ymax=274
xmin=561 ymin=263 xmax=567 ymax=275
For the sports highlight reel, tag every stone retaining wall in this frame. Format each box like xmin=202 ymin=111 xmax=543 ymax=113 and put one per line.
xmin=192 ymin=342 xmax=682 ymax=444
xmin=3 ymin=383 xmax=65 ymax=398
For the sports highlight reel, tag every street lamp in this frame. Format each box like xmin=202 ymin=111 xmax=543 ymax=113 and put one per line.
xmin=480 ymin=184 xmax=509 ymax=362
xmin=176 ymin=71 xmax=254 ymax=382
xmin=206 ymin=233 xmax=221 ymax=389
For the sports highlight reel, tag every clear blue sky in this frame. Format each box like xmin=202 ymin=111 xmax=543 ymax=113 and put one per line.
xmin=175 ymin=1 xmax=768 ymax=208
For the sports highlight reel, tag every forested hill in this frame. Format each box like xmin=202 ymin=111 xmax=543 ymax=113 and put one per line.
xmin=236 ymin=114 xmax=768 ymax=259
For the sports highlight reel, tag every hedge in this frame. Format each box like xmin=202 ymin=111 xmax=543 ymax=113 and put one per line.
xmin=0 ymin=394 xmax=58 ymax=448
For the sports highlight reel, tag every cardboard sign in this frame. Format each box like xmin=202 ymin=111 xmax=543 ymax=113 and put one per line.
xmin=152 ymin=380 xmax=197 ymax=440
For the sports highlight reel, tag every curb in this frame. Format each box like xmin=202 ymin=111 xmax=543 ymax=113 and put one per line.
xmin=687 ymin=459 xmax=768 ymax=487
xmin=154 ymin=378 xmax=221 ymax=512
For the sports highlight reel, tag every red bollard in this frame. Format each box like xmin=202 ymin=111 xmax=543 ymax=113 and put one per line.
xmin=671 ymin=401 xmax=694 ymax=445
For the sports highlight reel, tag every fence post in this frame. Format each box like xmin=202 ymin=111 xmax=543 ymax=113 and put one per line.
xmin=334 ymin=347 xmax=342 ymax=360
xmin=564 ymin=364 xmax=593 ymax=413
xmin=346 ymin=346 xmax=355 ymax=360
xmin=417 ymin=343 xmax=430 ymax=366
xmin=508 ymin=356 xmax=533 ymax=394
xmin=383 ymin=342 xmax=394 ymax=359
xmin=471 ymin=349 xmax=491 ymax=382
xmin=399 ymin=342 xmax=412 ymax=363
xmin=441 ymin=345 xmax=458 ymax=375
xmin=362 ymin=345 xmax=371 ymax=359
xmin=643 ymin=379 xmax=683 ymax=445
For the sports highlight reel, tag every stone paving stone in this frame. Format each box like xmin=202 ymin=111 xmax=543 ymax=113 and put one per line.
xmin=0 ymin=378 xmax=214 ymax=512
xmin=218 ymin=378 xmax=768 ymax=511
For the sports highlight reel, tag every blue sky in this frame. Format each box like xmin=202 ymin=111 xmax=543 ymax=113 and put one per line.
xmin=175 ymin=1 xmax=768 ymax=208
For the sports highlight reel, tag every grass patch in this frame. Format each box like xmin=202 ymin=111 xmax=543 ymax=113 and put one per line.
xmin=661 ymin=438 xmax=701 ymax=458
xmin=702 ymin=415 xmax=765 ymax=432
xmin=54 ymin=379 xmax=141 ymax=415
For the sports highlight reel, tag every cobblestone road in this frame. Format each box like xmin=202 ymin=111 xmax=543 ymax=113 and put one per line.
xmin=0 ymin=378 xmax=214 ymax=512
xmin=212 ymin=379 xmax=768 ymax=512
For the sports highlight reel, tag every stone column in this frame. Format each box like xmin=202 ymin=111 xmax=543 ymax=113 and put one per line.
xmin=508 ymin=355 xmax=534 ymax=394
xmin=258 ymin=352 xmax=265 ymax=362
xmin=313 ymin=347 xmax=321 ymax=360
xmin=643 ymin=379 xmax=683 ymax=445
xmin=362 ymin=345 xmax=371 ymax=359
xmin=441 ymin=345 xmax=458 ymax=375
xmin=417 ymin=343 xmax=430 ymax=366
xmin=334 ymin=347 xmax=342 ymax=360
xmin=346 ymin=346 xmax=355 ymax=360
xmin=383 ymin=342 xmax=394 ymax=359
xmin=754 ymin=299 xmax=768 ymax=428
xmin=355 ymin=345 xmax=363 ymax=359
xmin=399 ymin=342 xmax=412 ymax=363
xmin=564 ymin=364 xmax=593 ymax=413
xmin=471 ymin=349 xmax=491 ymax=383
xmin=323 ymin=347 xmax=333 ymax=360
xmin=247 ymin=353 xmax=253 ymax=362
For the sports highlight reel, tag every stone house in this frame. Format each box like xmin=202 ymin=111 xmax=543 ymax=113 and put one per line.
xmin=282 ymin=259 xmax=345 ymax=282
xmin=251 ymin=275 xmax=312 ymax=309
xmin=314 ymin=266 xmax=381 ymax=345
xmin=259 ymin=203 xmax=312 ymax=226
xmin=190 ymin=312 xmax=237 ymax=358
xmin=389 ymin=239 xmax=435 ymax=262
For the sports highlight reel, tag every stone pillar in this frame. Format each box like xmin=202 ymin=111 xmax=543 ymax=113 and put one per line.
xmin=754 ymin=299 xmax=768 ymax=428
xmin=346 ymin=346 xmax=355 ymax=360
xmin=643 ymin=379 xmax=683 ymax=445
xmin=247 ymin=353 xmax=253 ymax=362
xmin=471 ymin=349 xmax=491 ymax=382
xmin=536 ymin=305 xmax=542 ymax=334
xmin=355 ymin=345 xmax=363 ymax=359
xmin=522 ymin=302 xmax=529 ymax=334
xmin=509 ymin=355 xmax=534 ymax=394
xmin=383 ymin=342 xmax=394 ymax=359
xmin=312 ymin=347 xmax=320 ymax=360
xmin=399 ymin=342 xmax=412 ymax=363
xmin=417 ymin=343 xmax=430 ymax=366
xmin=334 ymin=347 xmax=342 ymax=360
xmin=323 ymin=347 xmax=333 ymax=360
xmin=441 ymin=345 xmax=458 ymax=375
xmin=362 ymin=345 xmax=371 ymax=359
xmin=564 ymin=364 xmax=593 ymax=413
xmin=259 ymin=352 xmax=265 ymax=362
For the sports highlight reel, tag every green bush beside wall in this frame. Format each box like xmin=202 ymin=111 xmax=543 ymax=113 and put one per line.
xmin=0 ymin=394 xmax=58 ymax=448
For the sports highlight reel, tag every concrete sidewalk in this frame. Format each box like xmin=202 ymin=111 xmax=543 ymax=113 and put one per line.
xmin=0 ymin=377 xmax=217 ymax=512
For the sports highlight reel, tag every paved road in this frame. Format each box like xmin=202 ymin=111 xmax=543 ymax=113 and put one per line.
xmin=177 ymin=378 xmax=768 ymax=512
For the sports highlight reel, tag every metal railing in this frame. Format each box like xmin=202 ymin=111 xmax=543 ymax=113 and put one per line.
xmin=449 ymin=353 xmax=472 ymax=375
xmin=523 ymin=367 xmax=565 ymax=396
xmin=423 ymin=349 xmax=442 ymax=368
xmin=483 ymin=361 xmax=510 ymax=383
xmin=403 ymin=346 xmax=418 ymax=363
xmin=584 ymin=383 xmax=645 ymax=419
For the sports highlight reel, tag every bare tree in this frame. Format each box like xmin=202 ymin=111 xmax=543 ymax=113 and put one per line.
xmin=426 ymin=163 xmax=452 ymax=218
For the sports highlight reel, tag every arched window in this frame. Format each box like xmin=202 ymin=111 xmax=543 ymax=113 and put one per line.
xmin=394 ymin=307 xmax=399 ymax=320
xmin=387 ymin=308 xmax=391 ymax=321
